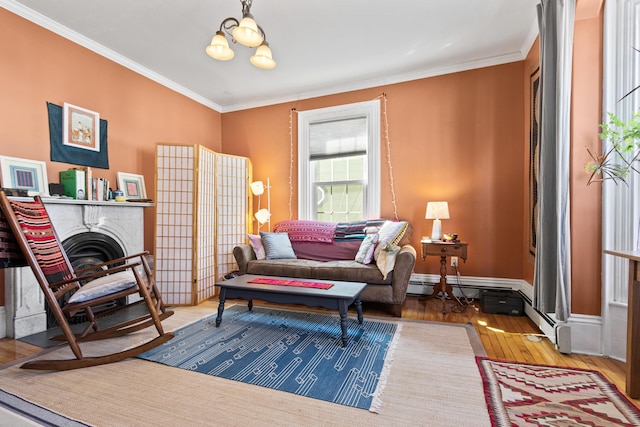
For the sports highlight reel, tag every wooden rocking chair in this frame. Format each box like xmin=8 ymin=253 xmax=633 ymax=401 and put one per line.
xmin=0 ymin=192 xmax=174 ymax=370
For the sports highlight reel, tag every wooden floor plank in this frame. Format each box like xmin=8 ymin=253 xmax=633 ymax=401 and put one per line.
xmin=1 ymin=295 xmax=638 ymax=407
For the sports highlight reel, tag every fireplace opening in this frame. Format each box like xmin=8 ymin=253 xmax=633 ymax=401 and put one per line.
xmin=46 ymin=232 xmax=127 ymax=328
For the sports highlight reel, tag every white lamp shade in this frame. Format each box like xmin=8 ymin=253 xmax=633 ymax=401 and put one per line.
xmin=205 ymin=32 xmax=235 ymax=60
xmin=232 ymin=16 xmax=263 ymax=47
xmin=255 ymin=208 xmax=271 ymax=224
xmin=250 ymin=181 xmax=264 ymax=196
xmin=250 ymin=43 xmax=276 ymax=69
xmin=425 ymin=201 xmax=450 ymax=220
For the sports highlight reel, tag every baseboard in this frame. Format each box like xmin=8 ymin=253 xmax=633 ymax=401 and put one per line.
xmin=409 ymin=273 xmax=603 ymax=356
xmin=408 ymin=273 xmax=521 ymax=299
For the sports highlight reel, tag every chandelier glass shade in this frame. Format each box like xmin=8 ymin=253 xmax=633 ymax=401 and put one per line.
xmin=205 ymin=0 xmax=276 ymax=69
xmin=205 ymin=31 xmax=234 ymax=61
xmin=250 ymin=42 xmax=276 ymax=69
xmin=232 ymin=16 xmax=262 ymax=47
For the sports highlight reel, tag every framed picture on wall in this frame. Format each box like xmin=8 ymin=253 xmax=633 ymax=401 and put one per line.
xmin=0 ymin=156 xmax=49 ymax=196
xmin=117 ymin=172 xmax=147 ymax=200
xmin=529 ymin=67 xmax=540 ymax=257
xmin=63 ymin=103 xmax=100 ymax=152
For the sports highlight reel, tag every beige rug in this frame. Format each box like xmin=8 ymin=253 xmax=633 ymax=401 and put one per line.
xmin=0 ymin=302 xmax=490 ymax=426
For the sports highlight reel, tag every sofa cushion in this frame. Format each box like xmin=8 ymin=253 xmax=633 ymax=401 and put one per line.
xmin=260 ymin=232 xmax=297 ymax=260
xmin=247 ymin=259 xmax=312 ymax=278
xmin=246 ymin=258 xmax=392 ymax=285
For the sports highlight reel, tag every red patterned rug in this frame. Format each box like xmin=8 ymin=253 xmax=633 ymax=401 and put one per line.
xmin=476 ymin=357 xmax=640 ymax=426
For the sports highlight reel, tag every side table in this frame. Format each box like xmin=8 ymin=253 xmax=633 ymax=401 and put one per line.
xmin=603 ymin=249 xmax=640 ymax=398
xmin=421 ymin=241 xmax=468 ymax=307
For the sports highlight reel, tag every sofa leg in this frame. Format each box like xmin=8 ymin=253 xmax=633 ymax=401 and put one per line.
xmin=389 ymin=304 xmax=403 ymax=318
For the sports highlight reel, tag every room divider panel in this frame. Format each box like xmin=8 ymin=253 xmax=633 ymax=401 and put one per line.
xmin=154 ymin=143 xmax=252 ymax=305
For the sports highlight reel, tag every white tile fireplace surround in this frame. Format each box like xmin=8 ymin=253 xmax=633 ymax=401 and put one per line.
xmin=1 ymin=198 xmax=153 ymax=339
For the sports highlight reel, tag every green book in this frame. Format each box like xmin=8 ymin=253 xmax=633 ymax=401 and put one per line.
xmin=59 ymin=169 xmax=86 ymax=199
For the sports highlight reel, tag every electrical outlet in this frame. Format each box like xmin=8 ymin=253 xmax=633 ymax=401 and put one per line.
xmin=451 ymin=256 xmax=458 ymax=267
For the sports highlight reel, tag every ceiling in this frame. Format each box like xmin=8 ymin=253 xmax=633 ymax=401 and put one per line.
xmin=2 ymin=0 xmax=539 ymax=112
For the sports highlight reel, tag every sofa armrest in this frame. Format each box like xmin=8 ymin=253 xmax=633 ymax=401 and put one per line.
xmin=391 ymin=244 xmax=416 ymax=304
xmin=233 ymin=244 xmax=256 ymax=275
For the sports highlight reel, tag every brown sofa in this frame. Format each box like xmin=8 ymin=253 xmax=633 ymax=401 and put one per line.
xmin=232 ymin=240 xmax=416 ymax=317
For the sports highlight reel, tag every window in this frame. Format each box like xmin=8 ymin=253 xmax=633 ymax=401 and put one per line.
xmin=298 ymin=100 xmax=380 ymax=221
xmin=603 ymin=0 xmax=640 ymax=304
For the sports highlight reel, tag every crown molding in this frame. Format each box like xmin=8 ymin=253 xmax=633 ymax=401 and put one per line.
xmin=221 ymin=52 xmax=525 ymax=112
xmin=0 ymin=0 xmax=222 ymax=112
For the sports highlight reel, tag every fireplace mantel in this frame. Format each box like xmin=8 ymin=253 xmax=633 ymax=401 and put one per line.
xmin=1 ymin=198 xmax=153 ymax=339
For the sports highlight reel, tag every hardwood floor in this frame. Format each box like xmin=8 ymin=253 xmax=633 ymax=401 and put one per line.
xmin=1 ymin=295 xmax=638 ymax=408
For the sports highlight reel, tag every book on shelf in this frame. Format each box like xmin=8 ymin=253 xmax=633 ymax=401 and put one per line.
xmin=59 ymin=169 xmax=86 ymax=200
xmin=85 ymin=167 xmax=92 ymax=200
xmin=91 ymin=177 xmax=109 ymax=201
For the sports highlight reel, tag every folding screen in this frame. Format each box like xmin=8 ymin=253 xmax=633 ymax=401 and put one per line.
xmin=154 ymin=143 xmax=251 ymax=305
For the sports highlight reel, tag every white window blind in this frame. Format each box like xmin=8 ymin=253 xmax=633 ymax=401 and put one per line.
xmin=309 ymin=117 xmax=367 ymax=160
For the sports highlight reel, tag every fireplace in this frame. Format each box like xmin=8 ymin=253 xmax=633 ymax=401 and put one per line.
xmin=2 ymin=198 xmax=152 ymax=339
xmin=45 ymin=232 xmax=128 ymax=328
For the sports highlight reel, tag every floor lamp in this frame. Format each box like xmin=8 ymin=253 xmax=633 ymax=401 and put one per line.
xmin=251 ymin=177 xmax=271 ymax=231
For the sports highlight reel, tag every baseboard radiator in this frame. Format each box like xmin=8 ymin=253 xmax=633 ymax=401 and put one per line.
xmin=518 ymin=292 xmax=571 ymax=354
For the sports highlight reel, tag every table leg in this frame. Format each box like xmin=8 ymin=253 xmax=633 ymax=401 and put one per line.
xmin=424 ymin=255 xmax=462 ymax=310
xmin=338 ymin=299 xmax=349 ymax=347
xmin=215 ymin=288 xmax=227 ymax=327
xmin=248 ymin=299 xmax=253 ymax=311
xmin=355 ymin=298 xmax=363 ymax=324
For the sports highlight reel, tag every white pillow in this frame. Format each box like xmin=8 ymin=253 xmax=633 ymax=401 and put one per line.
xmin=355 ymin=233 xmax=379 ymax=264
xmin=376 ymin=243 xmax=401 ymax=280
xmin=374 ymin=221 xmax=408 ymax=261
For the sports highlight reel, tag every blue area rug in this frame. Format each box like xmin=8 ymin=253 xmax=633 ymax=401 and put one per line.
xmin=138 ymin=306 xmax=400 ymax=411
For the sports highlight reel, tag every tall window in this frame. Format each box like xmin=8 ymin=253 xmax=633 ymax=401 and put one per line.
xmin=298 ymin=100 xmax=380 ymax=221
xmin=603 ymin=0 xmax=640 ymax=304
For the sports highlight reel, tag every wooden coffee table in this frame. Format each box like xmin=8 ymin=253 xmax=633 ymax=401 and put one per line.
xmin=215 ymin=274 xmax=366 ymax=347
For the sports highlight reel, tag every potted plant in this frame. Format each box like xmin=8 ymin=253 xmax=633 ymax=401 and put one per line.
xmin=586 ymin=111 xmax=640 ymax=185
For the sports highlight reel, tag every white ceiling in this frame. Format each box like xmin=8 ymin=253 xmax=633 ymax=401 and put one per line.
xmin=2 ymin=0 xmax=539 ymax=112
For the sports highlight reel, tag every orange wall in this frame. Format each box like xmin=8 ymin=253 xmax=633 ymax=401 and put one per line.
xmin=0 ymin=9 xmax=222 ymax=305
xmin=0 ymin=4 xmax=604 ymax=316
xmin=520 ymin=2 xmax=603 ymax=315
xmin=222 ymin=63 xmax=526 ymax=280
xmin=570 ymin=6 xmax=603 ymax=315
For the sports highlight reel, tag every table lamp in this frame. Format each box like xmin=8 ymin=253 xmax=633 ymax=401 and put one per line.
xmin=425 ymin=201 xmax=450 ymax=241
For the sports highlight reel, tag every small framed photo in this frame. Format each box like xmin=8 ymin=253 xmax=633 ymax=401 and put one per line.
xmin=63 ymin=103 xmax=100 ymax=152
xmin=117 ymin=172 xmax=147 ymax=200
xmin=0 ymin=156 xmax=49 ymax=196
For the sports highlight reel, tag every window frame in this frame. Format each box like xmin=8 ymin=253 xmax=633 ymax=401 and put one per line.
xmin=297 ymin=100 xmax=380 ymax=220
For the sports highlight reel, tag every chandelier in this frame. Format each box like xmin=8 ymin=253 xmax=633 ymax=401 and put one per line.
xmin=205 ymin=0 xmax=276 ymax=69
